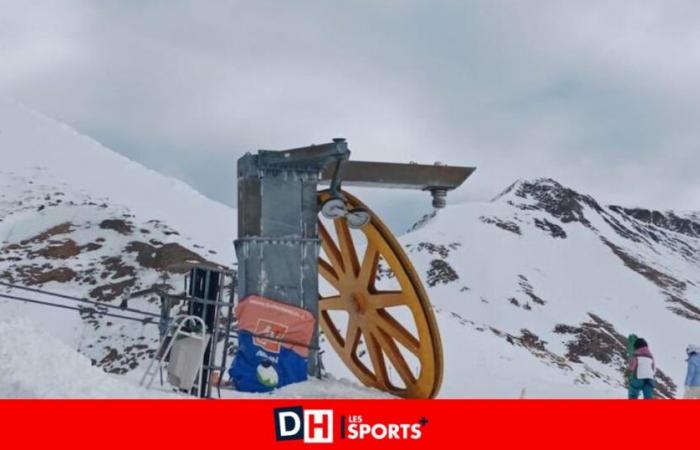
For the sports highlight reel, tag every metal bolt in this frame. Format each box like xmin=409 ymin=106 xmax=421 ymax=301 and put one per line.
xmin=430 ymin=188 xmax=447 ymax=209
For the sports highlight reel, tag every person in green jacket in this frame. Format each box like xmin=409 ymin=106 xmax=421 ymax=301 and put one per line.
xmin=625 ymin=337 xmax=656 ymax=399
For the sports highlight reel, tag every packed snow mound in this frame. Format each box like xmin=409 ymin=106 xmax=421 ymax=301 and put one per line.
xmin=0 ymin=318 xmax=180 ymax=398
xmin=0 ymin=316 xmax=388 ymax=399
xmin=221 ymin=377 xmax=393 ymax=399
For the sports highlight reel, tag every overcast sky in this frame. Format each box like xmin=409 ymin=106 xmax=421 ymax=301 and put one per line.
xmin=2 ymin=1 xmax=699 ymax=229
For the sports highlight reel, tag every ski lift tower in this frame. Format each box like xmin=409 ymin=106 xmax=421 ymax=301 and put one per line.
xmin=235 ymin=139 xmax=474 ymax=398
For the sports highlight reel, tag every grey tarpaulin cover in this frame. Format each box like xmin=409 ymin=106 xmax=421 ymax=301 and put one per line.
xmin=167 ymin=334 xmax=211 ymax=390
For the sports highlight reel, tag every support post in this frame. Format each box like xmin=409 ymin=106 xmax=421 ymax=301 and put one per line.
xmin=234 ymin=139 xmax=349 ymax=376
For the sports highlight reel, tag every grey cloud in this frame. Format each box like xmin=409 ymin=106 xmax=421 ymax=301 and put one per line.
xmin=1 ymin=0 xmax=699 ymax=230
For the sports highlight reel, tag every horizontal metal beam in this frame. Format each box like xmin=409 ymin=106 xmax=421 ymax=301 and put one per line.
xmin=257 ymin=138 xmax=349 ymax=171
xmin=319 ymin=160 xmax=476 ymax=191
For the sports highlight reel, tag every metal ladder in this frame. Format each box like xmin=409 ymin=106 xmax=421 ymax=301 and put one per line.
xmin=139 ymin=314 xmax=208 ymax=398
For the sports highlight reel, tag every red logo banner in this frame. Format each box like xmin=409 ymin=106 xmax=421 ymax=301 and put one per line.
xmin=0 ymin=399 xmax=696 ymax=449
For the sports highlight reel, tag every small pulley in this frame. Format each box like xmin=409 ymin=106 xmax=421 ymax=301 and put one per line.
xmin=319 ymin=145 xmax=371 ymax=229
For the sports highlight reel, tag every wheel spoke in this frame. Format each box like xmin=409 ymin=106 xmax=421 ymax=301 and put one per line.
xmin=375 ymin=310 xmax=421 ymax=356
xmin=358 ymin=243 xmax=380 ymax=288
xmin=318 ymin=258 xmax=341 ymax=289
xmin=370 ymin=291 xmax=406 ymax=309
xmin=334 ymin=219 xmax=359 ymax=277
xmin=319 ymin=221 xmax=345 ymax=274
xmin=374 ymin=328 xmax=417 ymax=387
xmin=319 ymin=311 xmax=344 ymax=351
xmin=344 ymin=315 xmax=360 ymax=355
xmin=319 ymin=295 xmax=346 ymax=311
xmin=374 ymin=247 xmax=414 ymax=293
xmin=365 ymin=331 xmax=389 ymax=385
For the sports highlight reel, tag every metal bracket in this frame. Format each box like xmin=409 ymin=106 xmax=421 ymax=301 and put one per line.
xmin=319 ymin=160 xmax=475 ymax=208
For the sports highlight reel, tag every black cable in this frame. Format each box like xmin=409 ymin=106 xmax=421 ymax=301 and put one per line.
xmin=0 ymin=292 xmax=157 ymax=325
xmin=0 ymin=281 xmax=161 ymax=319
xmin=0 ymin=287 xmax=316 ymax=348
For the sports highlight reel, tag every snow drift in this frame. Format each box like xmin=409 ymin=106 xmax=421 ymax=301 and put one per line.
xmin=0 ymin=317 xmax=174 ymax=398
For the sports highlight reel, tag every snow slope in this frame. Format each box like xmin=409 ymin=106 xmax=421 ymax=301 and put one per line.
xmin=316 ymin=178 xmax=698 ymax=398
xmin=392 ymin=179 xmax=698 ymax=397
xmin=0 ymin=317 xmax=385 ymax=399
xmin=0 ymin=99 xmax=237 ymax=375
xmin=0 ymin=317 xmax=179 ymax=398
xmin=0 ymin=99 xmax=236 ymax=258
xmin=2 ymin=100 xmax=698 ymax=398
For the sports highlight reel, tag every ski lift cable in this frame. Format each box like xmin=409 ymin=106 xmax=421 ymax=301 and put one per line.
xmin=0 ymin=281 xmax=231 ymax=334
xmin=0 ymin=285 xmax=318 ymax=350
xmin=0 ymin=292 xmax=157 ymax=325
xmin=0 ymin=281 xmax=161 ymax=319
xmin=0 ymin=289 xmax=316 ymax=350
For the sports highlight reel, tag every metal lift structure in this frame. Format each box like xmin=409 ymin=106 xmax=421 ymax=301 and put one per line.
xmin=235 ymin=138 xmax=474 ymax=398
xmin=0 ymin=138 xmax=473 ymax=400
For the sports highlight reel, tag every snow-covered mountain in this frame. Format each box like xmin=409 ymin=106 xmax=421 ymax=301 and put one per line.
xmin=0 ymin=99 xmax=235 ymax=375
xmin=392 ymin=178 xmax=699 ymax=398
xmin=1 ymin=100 xmax=698 ymax=398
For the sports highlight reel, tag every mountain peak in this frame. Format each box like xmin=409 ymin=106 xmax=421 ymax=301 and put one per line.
xmin=494 ymin=177 xmax=604 ymax=227
xmin=493 ymin=178 xmax=571 ymax=201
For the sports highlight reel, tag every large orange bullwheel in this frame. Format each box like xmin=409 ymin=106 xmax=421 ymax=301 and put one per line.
xmin=317 ymin=190 xmax=443 ymax=398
